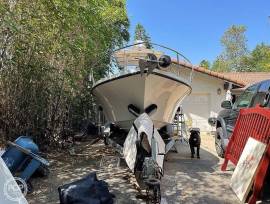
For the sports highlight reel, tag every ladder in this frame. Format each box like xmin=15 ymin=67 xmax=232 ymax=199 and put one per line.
xmin=174 ymin=106 xmax=189 ymax=143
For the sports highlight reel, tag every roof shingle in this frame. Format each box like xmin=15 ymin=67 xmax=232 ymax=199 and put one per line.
xmin=221 ymin=72 xmax=270 ymax=86
xmin=174 ymin=60 xmax=270 ymax=87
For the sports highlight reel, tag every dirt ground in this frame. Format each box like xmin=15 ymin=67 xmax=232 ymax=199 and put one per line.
xmin=24 ymin=133 xmax=245 ymax=204
xmin=26 ymin=141 xmax=142 ymax=204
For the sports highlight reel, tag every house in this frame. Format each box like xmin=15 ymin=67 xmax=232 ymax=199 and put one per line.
xmin=174 ymin=61 xmax=270 ymax=132
xmin=114 ymin=44 xmax=270 ymax=132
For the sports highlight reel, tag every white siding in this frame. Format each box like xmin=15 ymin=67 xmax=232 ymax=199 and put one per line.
xmin=181 ymin=71 xmax=227 ymax=132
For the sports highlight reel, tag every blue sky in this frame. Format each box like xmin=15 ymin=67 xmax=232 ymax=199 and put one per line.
xmin=127 ymin=0 xmax=270 ymax=65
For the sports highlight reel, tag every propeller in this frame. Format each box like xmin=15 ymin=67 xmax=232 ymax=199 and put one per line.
xmin=128 ymin=104 xmax=157 ymax=117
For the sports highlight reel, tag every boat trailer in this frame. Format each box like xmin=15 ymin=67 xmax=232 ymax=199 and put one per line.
xmin=103 ymin=113 xmax=166 ymax=203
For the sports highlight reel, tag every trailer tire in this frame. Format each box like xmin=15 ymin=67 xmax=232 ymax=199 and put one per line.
xmin=215 ymin=127 xmax=225 ymax=158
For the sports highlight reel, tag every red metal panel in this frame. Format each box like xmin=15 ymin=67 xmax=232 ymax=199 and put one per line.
xmin=220 ymin=105 xmax=270 ymax=204
xmin=222 ymin=106 xmax=270 ymax=170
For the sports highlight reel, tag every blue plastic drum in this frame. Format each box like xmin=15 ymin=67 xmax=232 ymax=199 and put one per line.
xmin=1 ymin=136 xmax=39 ymax=173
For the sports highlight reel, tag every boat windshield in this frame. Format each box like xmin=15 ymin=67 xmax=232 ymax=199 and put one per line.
xmin=98 ymin=42 xmax=194 ymax=85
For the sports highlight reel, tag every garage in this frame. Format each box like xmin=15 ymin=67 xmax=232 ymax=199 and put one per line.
xmin=182 ymin=93 xmax=211 ymax=131
xmin=178 ymin=63 xmax=245 ymax=132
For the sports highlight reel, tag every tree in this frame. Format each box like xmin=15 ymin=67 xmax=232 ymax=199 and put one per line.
xmin=218 ymin=25 xmax=249 ymax=71
xmin=211 ymin=25 xmax=270 ymax=72
xmin=0 ymin=0 xmax=129 ymax=147
xmin=212 ymin=55 xmax=230 ymax=72
xmin=134 ymin=23 xmax=152 ymax=48
xmin=238 ymin=43 xmax=270 ymax=72
xmin=249 ymin=43 xmax=270 ymax=71
xmin=199 ymin=60 xmax=210 ymax=69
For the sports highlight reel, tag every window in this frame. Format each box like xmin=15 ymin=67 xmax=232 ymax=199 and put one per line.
xmin=259 ymin=80 xmax=270 ymax=93
xmin=252 ymin=92 xmax=266 ymax=107
xmin=233 ymin=84 xmax=259 ymax=109
xmin=252 ymin=80 xmax=270 ymax=107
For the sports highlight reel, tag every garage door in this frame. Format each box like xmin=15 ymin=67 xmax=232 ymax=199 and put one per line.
xmin=182 ymin=93 xmax=211 ymax=131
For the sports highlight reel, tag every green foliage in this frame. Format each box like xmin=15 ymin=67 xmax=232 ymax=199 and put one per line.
xmin=199 ymin=60 xmax=210 ymax=69
xmin=220 ymin=25 xmax=249 ymax=71
xmin=221 ymin=25 xmax=248 ymax=58
xmin=245 ymin=43 xmax=270 ymax=71
xmin=211 ymin=55 xmax=230 ymax=72
xmin=134 ymin=23 xmax=152 ymax=48
xmin=211 ymin=25 xmax=249 ymax=72
xmin=199 ymin=26 xmax=270 ymax=73
xmin=219 ymin=42 xmax=270 ymax=72
xmin=0 ymin=0 xmax=129 ymax=148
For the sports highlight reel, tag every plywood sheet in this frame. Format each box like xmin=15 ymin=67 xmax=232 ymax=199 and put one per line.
xmin=230 ymin=137 xmax=266 ymax=203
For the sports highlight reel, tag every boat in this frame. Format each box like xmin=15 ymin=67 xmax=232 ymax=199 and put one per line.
xmin=91 ymin=42 xmax=193 ymax=203
xmin=92 ymin=42 xmax=193 ymax=132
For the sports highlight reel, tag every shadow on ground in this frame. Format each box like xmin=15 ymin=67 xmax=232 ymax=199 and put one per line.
xmin=26 ymin=139 xmax=240 ymax=204
xmin=26 ymin=141 xmax=143 ymax=204
xmin=161 ymin=141 xmax=240 ymax=204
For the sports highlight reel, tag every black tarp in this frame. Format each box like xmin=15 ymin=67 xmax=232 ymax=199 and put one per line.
xmin=58 ymin=172 xmax=114 ymax=204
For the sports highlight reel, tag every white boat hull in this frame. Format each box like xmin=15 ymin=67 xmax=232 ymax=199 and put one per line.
xmin=92 ymin=70 xmax=191 ymax=130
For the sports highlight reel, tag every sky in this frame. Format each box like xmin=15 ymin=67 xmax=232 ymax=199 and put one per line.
xmin=127 ymin=0 xmax=270 ymax=65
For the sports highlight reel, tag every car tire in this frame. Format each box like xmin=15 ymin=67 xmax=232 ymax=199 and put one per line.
xmin=215 ymin=127 xmax=225 ymax=158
